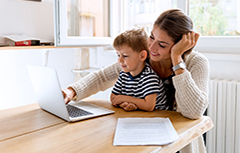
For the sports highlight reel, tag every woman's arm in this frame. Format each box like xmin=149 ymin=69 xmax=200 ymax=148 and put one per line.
xmin=171 ymin=32 xmax=200 ymax=76
xmin=170 ymin=32 xmax=209 ymax=119
xmin=173 ymin=52 xmax=209 ymax=119
xmin=111 ymin=93 xmax=157 ymax=111
xmin=67 ymin=62 xmax=121 ymax=102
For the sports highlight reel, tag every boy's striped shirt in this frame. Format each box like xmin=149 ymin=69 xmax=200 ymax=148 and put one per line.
xmin=112 ymin=63 xmax=167 ymax=110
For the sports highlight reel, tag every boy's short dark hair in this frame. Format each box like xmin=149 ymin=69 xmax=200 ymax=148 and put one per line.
xmin=113 ymin=28 xmax=149 ymax=53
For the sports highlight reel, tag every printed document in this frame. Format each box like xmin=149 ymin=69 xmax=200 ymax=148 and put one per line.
xmin=113 ymin=117 xmax=178 ymax=146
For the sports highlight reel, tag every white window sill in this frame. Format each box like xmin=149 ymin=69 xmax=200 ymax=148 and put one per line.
xmin=201 ymin=52 xmax=240 ymax=62
xmin=195 ymin=36 xmax=240 ymax=54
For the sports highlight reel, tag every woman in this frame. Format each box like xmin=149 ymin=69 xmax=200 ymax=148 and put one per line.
xmin=63 ymin=9 xmax=209 ymax=153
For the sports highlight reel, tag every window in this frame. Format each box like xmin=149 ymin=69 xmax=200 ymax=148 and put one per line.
xmin=54 ymin=0 xmax=112 ymax=46
xmin=54 ymin=0 xmax=181 ymax=47
xmin=187 ymin=0 xmax=240 ymax=53
xmin=121 ymin=0 xmax=178 ymax=35
xmin=189 ymin=0 xmax=240 ymax=36
xmin=121 ymin=0 xmax=240 ymax=53
xmin=54 ymin=0 xmax=240 ymax=52
xmin=67 ymin=0 xmax=109 ymax=37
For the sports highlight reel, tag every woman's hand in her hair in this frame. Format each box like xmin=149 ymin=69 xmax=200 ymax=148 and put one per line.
xmin=62 ymin=87 xmax=76 ymax=104
xmin=170 ymin=31 xmax=200 ymax=59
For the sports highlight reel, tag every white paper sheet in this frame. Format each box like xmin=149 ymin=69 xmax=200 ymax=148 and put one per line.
xmin=4 ymin=34 xmax=40 ymax=41
xmin=113 ymin=117 xmax=179 ymax=146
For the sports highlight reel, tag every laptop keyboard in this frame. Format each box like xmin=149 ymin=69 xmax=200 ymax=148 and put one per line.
xmin=67 ymin=105 xmax=93 ymax=118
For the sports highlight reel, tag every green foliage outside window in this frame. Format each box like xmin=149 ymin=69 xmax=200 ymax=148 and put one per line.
xmin=189 ymin=0 xmax=239 ymax=36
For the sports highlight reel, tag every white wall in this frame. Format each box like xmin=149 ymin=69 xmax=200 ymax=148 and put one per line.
xmin=208 ymin=58 xmax=240 ymax=81
xmin=0 ymin=0 xmax=54 ymax=43
xmin=0 ymin=48 xmax=76 ymax=110
xmin=200 ymin=52 xmax=240 ymax=82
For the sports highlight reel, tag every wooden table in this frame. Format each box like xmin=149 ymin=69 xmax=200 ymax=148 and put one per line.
xmin=0 ymin=98 xmax=213 ymax=153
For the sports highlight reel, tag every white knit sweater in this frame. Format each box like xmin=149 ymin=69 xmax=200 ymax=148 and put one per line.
xmin=69 ymin=50 xmax=210 ymax=153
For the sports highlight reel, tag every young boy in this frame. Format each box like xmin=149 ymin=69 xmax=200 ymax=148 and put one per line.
xmin=110 ymin=28 xmax=166 ymax=111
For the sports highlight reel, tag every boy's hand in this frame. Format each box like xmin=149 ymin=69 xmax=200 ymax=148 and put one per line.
xmin=119 ymin=102 xmax=138 ymax=111
xmin=111 ymin=95 xmax=126 ymax=106
xmin=110 ymin=94 xmax=138 ymax=111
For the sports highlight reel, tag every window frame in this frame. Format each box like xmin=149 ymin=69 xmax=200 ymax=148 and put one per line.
xmin=54 ymin=0 xmax=114 ymax=47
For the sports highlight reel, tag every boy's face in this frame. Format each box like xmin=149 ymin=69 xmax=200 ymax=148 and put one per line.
xmin=116 ymin=45 xmax=145 ymax=76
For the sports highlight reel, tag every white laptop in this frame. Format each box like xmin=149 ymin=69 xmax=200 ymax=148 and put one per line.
xmin=27 ymin=65 xmax=114 ymax=122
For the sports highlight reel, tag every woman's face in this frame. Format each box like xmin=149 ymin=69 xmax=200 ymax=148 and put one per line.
xmin=148 ymin=26 xmax=175 ymax=62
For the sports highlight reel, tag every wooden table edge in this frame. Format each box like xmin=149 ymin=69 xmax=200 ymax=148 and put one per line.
xmin=152 ymin=116 xmax=214 ymax=153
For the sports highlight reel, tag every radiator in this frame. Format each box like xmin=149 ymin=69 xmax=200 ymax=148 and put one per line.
xmin=207 ymin=79 xmax=240 ymax=153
